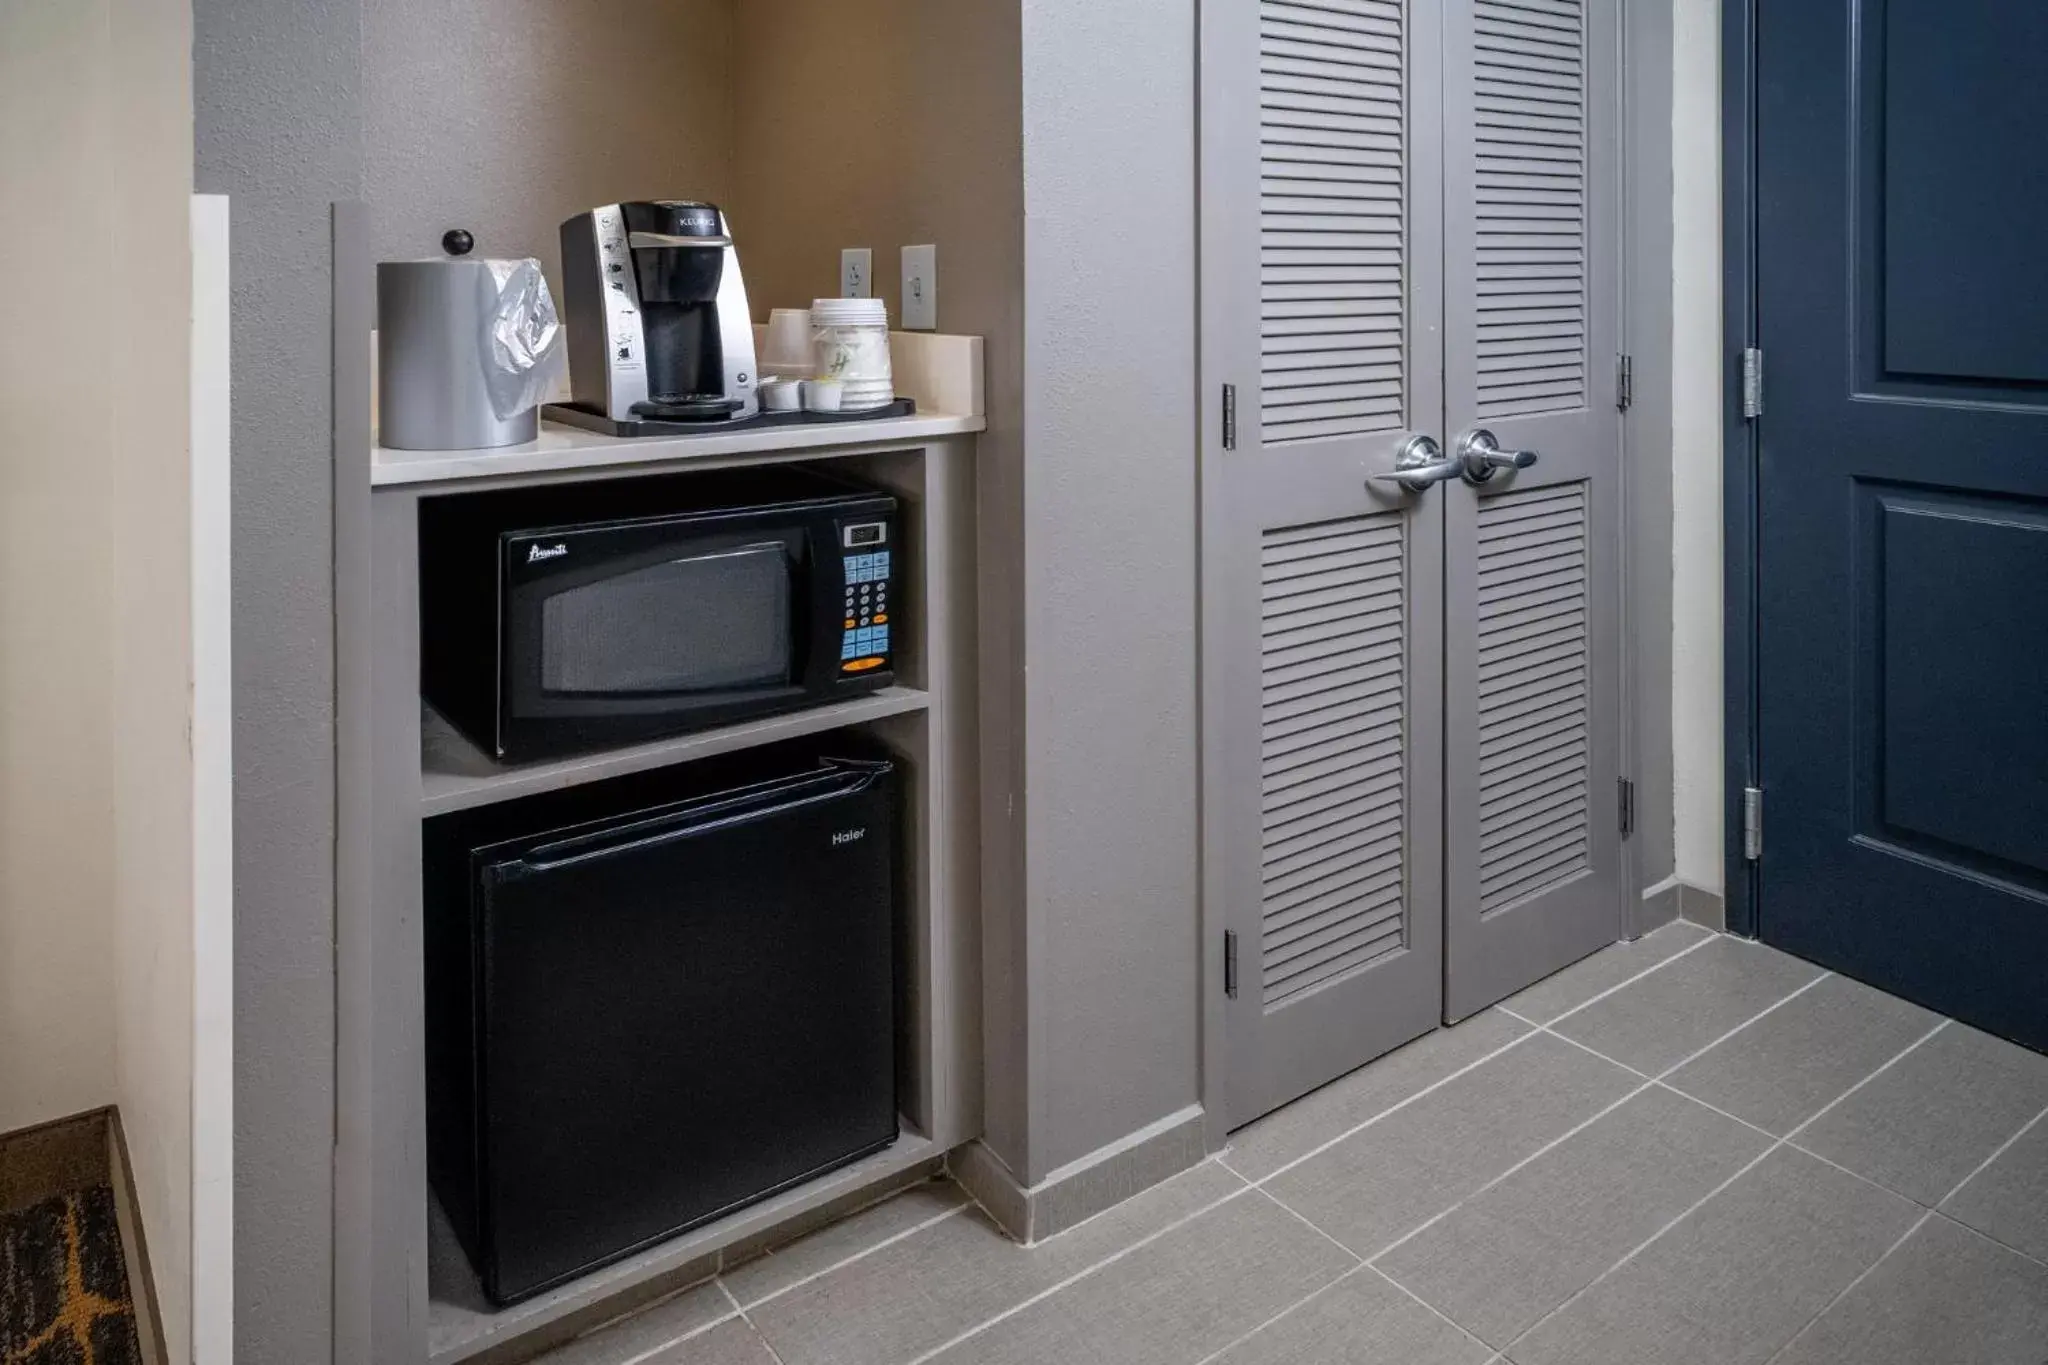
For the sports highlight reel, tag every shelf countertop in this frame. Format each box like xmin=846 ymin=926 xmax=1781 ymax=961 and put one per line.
xmin=420 ymin=687 xmax=933 ymax=816
xmin=373 ymin=410 xmax=985 ymax=488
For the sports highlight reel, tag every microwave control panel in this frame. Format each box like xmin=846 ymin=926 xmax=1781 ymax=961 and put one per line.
xmin=839 ymin=521 xmax=893 ymax=673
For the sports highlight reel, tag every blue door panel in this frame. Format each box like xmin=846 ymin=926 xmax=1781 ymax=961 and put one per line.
xmin=1879 ymin=502 xmax=2048 ymax=878
xmin=1757 ymin=0 xmax=2048 ymax=1053
xmin=1884 ymin=0 xmax=2048 ymax=384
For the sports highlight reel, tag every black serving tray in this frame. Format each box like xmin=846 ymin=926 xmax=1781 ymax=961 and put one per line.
xmin=542 ymin=397 xmax=916 ymax=439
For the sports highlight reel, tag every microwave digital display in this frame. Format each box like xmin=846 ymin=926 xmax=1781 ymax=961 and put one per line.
xmin=843 ymin=522 xmax=887 ymax=548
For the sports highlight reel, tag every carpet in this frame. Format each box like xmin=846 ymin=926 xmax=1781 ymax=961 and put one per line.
xmin=0 ymin=1185 xmax=142 ymax=1365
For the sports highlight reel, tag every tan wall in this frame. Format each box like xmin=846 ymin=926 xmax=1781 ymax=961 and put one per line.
xmin=363 ymin=0 xmax=734 ymax=305
xmin=2 ymin=0 xmax=196 ymax=1356
xmin=0 ymin=0 xmax=122 ymax=1138
xmin=108 ymin=0 xmax=197 ymax=1358
xmin=729 ymin=0 xmax=1028 ymax=1163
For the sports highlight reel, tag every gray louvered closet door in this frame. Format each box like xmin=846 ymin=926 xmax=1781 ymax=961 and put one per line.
xmin=1441 ymin=0 xmax=1624 ymax=1019
xmin=1201 ymin=0 xmax=1449 ymax=1126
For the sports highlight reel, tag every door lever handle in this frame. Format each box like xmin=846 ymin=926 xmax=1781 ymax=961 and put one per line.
xmin=1456 ymin=428 xmax=1539 ymax=484
xmin=1368 ymin=435 xmax=1463 ymax=494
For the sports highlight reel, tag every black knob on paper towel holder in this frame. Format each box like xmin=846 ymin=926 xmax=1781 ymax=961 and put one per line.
xmin=442 ymin=228 xmax=476 ymax=257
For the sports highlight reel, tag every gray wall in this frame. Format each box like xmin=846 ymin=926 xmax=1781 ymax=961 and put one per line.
xmin=363 ymin=0 xmax=733 ymax=301
xmin=193 ymin=0 xmax=362 ymax=1359
xmin=1015 ymin=0 xmax=1202 ymax=1178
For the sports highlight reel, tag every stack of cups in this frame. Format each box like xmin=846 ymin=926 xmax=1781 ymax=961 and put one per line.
xmin=811 ymin=298 xmax=894 ymax=411
xmin=761 ymin=308 xmax=814 ymax=379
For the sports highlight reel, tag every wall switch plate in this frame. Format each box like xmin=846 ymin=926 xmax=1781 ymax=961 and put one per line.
xmin=901 ymin=244 xmax=937 ymax=330
xmin=840 ymin=248 xmax=872 ymax=299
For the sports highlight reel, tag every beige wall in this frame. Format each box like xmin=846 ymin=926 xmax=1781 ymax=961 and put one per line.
xmin=109 ymin=0 xmax=197 ymax=1358
xmin=363 ymin=0 xmax=733 ymax=306
xmin=1671 ymin=0 xmax=1723 ymax=892
xmin=726 ymin=0 xmax=1029 ymax=1163
xmin=0 ymin=0 xmax=122 ymax=1138
xmin=2 ymin=0 xmax=196 ymax=1357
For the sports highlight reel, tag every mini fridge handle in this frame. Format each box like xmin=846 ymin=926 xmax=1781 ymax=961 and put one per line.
xmin=503 ymin=764 xmax=886 ymax=875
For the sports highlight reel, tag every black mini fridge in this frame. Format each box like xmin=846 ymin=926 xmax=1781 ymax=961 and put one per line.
xmin=424 ymin=744 xmax=899 ymax=1305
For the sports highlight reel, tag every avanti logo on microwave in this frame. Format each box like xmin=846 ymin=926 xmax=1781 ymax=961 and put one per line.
xmin=526 ymin=542 xmax=569 ymax=564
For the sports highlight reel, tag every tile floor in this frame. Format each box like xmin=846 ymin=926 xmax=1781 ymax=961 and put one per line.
xmin=539 ymin=922 xmax=2048 ymax=1365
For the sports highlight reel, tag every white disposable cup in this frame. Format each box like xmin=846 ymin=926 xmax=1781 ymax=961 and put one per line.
xmin=803 ymin=379 xmax=844 ymax=412
xmin=762 ymin=308 xmax=813 ymax=378
xmin=759 ymin=378 xmax=802 ymax=412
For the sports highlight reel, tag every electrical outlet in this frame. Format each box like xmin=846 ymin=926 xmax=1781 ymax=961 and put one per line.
xmin=900 ymin=245 xmax=937 ymax=330
xmin=840 ymin=248 xmax=872 ymax=299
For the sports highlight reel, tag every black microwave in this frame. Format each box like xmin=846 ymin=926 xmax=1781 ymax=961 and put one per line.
xmin=420 ymin=466 xmax=900 ymax=760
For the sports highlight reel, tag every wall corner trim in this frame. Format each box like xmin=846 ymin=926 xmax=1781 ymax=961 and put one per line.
xmin=948 ymin=1104 xmax=1208 ymax=1244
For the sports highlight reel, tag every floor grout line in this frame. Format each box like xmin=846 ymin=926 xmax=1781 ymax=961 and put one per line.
xmin=1927 ymin=1209 xmax=2048 ymax=1275
xmin=1499 ymin=1014 xmax=1954 ymax=1357
xmin=1757 ymin=1209 xmax=1935 ymax=1365
xmin=671 ymin=941 xmax=2010 ymax=1365
xmin=1514 ymin=1017 xmax=1941 ymax=1214
xmin=1368 ymin=971 xmax=1844 ymax=1307
xmin=1367 ymin=1078 xmax=1655 ymax=1267
xmin=717 ymin=1279 xmax=792 ymax=1365
xmin=1531 ymin=928 xmax=1722 ymax=1028
xmin=1936 ymin=1099 xmax=2048 ymax=1209
xmin=1250 ymin=1183 xmax=1367 ymax=1266
xmin=894 ymin=1185 xmax=1259 ymax=1365
xmin=1780 ymin=1019 xmax=1949 ymax=1144
xmin=1248 ymin=928 xmax=1741 ymax=1197
xmin=1646 ymin=970 xmax=1835 ymax=1080
xmin=1248 ymin=1029 xmax=1548 ymax=1188
xmin=733 ymin=1198 xmax=974 ymax=1311
xmin=1638 ymin=1078 xmax=1928 ymax=1203
xmin=1365 ymin=1262 xmax=1502 ymax=1358
xmin=1186 ymin=1262 xmax=1369 ymax=1365
xmin=1243 ymin=949 xmax=1851 ymax=1348
xmin=588 ymin=1291 xmax=744 ymax=1365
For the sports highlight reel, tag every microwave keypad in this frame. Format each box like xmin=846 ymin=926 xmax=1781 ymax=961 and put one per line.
xmin=841 ymin=552 xmax=893 ymax=664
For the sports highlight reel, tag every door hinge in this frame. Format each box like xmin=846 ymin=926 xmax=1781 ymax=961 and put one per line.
xmin=1743 ymin=786 xmax=1764 ymax=861
xmin=1223 ymin=930 xmax=1240 ymax=999
xmin=1741 ymin=347 xmax=1764 ymax=419
xmin=1616 ymin=354 xmax=1633 ymax=412
xmin=1222 ymin=383 xmax=1238 ymax=450
xmin=1618 ymin=777 xmax=1636 ymax=837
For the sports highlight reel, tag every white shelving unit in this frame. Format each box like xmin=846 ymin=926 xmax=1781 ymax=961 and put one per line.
xmin=336 ymin=337 xmax=986 ymax=1365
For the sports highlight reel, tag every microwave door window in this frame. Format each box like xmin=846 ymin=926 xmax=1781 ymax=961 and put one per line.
xmin=539 ymin=542 xmax=793 ymax=695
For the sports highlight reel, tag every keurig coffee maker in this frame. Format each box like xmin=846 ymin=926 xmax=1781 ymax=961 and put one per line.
xmin=557 ymin=202 xmax=759 ymax=428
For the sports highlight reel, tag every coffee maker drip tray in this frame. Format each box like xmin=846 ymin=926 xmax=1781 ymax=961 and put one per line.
xmin=631 ymin=394 xmax=744 ymax=421
xmin=544 ymin=397 xmax=918 ymax=440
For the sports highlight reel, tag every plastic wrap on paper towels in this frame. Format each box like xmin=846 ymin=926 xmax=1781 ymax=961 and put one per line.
xmin=480 ymin=258 xmax=564 ymax=420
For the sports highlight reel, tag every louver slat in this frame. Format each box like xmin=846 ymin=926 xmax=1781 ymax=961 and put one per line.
xmin=1473 ymin=0 xmax=1588 ymax=417
xmin=1259 ymin=513 xmax=1408 ymax=1005
xmin=1260 ymin=0 xmax=1408 ymax=444
xmin=1475 ymin=483 xmax=1590 ymax=911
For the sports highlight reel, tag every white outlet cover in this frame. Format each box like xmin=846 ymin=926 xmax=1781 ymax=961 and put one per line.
xmin=901 ymin=244 xmax=937 ymax=330
xmin=841 ymin=248 xmax=872 ymax=299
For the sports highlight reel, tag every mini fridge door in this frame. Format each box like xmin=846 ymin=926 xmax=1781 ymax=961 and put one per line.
xmin=455 ymin=761 xmax=897 ymax=1304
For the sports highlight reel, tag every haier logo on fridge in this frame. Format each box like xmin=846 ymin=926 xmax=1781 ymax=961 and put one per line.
xmin=831 ymin=828 xmax=868 ymax=847
xmin=526 ymin=543 xmax=569 ymax=564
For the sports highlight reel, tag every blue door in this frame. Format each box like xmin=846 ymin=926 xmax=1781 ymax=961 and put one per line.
xmin=1756 ymin=0 xmax=2048 ymax=1051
